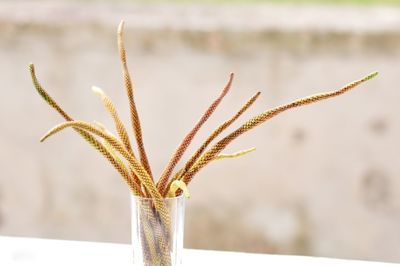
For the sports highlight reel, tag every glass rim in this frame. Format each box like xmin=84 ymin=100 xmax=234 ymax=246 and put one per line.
xmin=130 ymin=193 xmax=185 ymax=202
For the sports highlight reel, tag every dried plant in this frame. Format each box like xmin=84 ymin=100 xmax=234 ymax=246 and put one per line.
xmin=163 ymin=91 xmax=261 ymax=196
xmin=30 ymin=20 xmax=377 ymax=266
xmin=118 ymin=21 xmax=153 ymax=180
xmin=156 ymin=73 xmax=234 ymax=195
xmin=178 ymin=72 xmax=378 ymax=190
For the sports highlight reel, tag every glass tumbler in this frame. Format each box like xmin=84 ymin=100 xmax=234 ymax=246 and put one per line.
xmin=131 ymin=195 xmax=185 ymax=266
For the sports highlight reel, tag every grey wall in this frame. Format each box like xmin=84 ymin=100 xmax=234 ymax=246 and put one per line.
xmin=0 ymin=2 xmax=399 ymax=263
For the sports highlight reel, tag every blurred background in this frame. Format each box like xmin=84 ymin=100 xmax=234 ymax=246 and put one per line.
xmin=1 ymin=0 xmax=399 ymax=263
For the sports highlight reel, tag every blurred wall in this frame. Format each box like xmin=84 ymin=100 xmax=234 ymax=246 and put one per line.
xmin=0 ymin=2 xmax=399 ymax=263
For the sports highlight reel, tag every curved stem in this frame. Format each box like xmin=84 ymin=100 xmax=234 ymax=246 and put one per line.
xmin=41 ymin=120 xmax=171 ymax=229
xmin=118 ymin=20 xmax=153 ymax=180
xmin=29 ymin=64 xmax=142 ymax=195
xmin=181 ymin=72 xmax=378 ymax=189
xmin=157 ymin=73 xmax=234 ymax=195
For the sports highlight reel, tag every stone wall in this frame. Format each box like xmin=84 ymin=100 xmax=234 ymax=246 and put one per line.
xmin=0 ymin=2 xmax=399 ymax=263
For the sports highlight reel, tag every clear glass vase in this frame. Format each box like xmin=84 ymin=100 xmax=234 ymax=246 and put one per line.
xmin=131 ymin=195 xmax=185 ymax=266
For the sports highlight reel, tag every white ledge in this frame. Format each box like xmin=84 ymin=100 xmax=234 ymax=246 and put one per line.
xmin=0 ymin=236 xmax=397 ymax=266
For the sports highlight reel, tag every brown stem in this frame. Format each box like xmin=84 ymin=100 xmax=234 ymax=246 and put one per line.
xmin=29 ymin=64 xmax=143 ymax=196
xmin=165 ymin=91 xmax=260 ymax=196
xmin=93 ymin=86 xmax=145 ymax=196
xmin=118 ymin=20 xmax=153 ymax=180
xmin=157 ymin=73 xmax=234 ymax=196
xmin=180 ymin=72 xmax=378 ymax=189
xmin=41 ymin=120 xmax=171 ymax=230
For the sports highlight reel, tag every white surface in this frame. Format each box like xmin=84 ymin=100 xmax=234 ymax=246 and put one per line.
xmin=0 ymin=236 xmax=397 ymax=266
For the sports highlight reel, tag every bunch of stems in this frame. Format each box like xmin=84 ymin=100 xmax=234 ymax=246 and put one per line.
xmin=30 ymin=20 xmax=377 ymax=266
